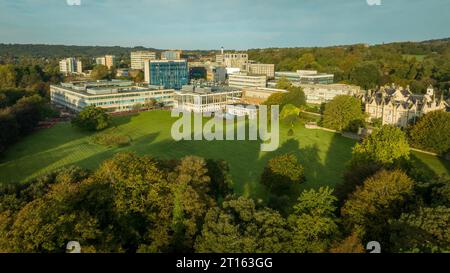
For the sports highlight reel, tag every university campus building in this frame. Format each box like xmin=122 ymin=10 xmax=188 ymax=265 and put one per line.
xmin=173 ymin=85 xmax=242 ymax=113
xmin=131 ymin=50 xmax=157 ymax=70
xmin=275 ymin=70 xmax=334 ymax=84
xmin=59 ymin=58 xmax=83 ymax=75
xmin=228 ymin=73 xmax=267 ymax=89
xmin=50 ymin=80 xmax=174 ymax=113
xmin=295 ymin=83 xmax=362 ymax=104
xmin=364 ymin=84 xmax=448 ymax=127
xmin=144 ymin=59 xmax=189 ymax=90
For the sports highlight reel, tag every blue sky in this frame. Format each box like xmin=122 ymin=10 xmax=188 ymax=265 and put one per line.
xmin=0 ymin=0 xmax=449 ymax=50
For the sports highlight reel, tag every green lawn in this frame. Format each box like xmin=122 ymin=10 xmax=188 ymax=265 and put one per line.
xmin=0 ymin=110 xmax=448 ymax=200
xmin=402 ymin=54 xmax=426 ymax=61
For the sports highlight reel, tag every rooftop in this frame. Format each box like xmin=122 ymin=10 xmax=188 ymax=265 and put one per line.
xmin=54 ymin=80 xmax=170 ymax=96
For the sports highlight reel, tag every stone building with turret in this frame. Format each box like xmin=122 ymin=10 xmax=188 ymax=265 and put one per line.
xmin=364 ymin=84 xmax=447 ymax=128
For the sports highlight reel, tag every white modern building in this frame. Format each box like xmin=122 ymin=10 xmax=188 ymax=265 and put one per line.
xmin=174 ymin=86 xmax=242 ymax=113
xmin=296 ymin=83 xmax=362 ymax=104
xmin=95 ymin=55 xmax=116 ymax=69
xmin=50 ymin=80 xmax=174 ymax=113
xmin=228 ymin=73 xmax=267 ymax=89
xmin=131 ymin=50 xmax=156 ymax=70
xmin=59 ymin=58 xmax=83 ymax=75
xmin=226 ymin=104 xmax=258 ymax=119
xmin=275 ymin=70 xmax=334 ymax=84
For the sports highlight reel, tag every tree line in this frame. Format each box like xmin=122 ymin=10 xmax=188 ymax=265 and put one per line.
xmin=0 ymin=64 xmax=59 ymax=154
xmin=248 ymin=38 xmax=450 ymax=95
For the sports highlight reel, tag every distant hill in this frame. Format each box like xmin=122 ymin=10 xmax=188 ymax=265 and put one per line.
xmin=0 ymin=44 xmax=161 ymax=59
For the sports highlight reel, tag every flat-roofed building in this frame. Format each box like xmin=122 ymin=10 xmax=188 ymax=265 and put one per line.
xmin=105 ymin=55 xmax=116 ymax=69
xmin=223 ymin=53 xmax=248 ymax=69
xmin=215 ymin=54 xmax=224 ymax=65
xmin=131 ymin=50 xmax=156 ymax=70
xmin=174 ymin=85 xmax=242 ymax=113
xmin=76 ymin=60 xmax=83 ymax=74
xmin=189 ymin=66 xmax=207 ymax=80
xmin=206 ymin=66 xmax=227 ymax=83
xmin=226 ymin=103 xmax=258 ymax=119
xmin=248 ymin=63 xmax=275 ymax=78
xmin=162 ymin=50 xmax=182 ymax=60
xmin=95 ymin=55 xmax=116 ymax=69
xmin=241 ymin=87 xmax=288 ymax=105
xmin=59 ymin=58 xmax=82 ymax=75
xmin=295 ymin=83 xmax=362 ymax=104
xmin=275 ymin=70 xmax=334 ymax=84
xmin=144 ymin=59 xmax=189 ymax=90
xmin=96 ymin=57 xmax=106 ymax=66
xmin=228 ymin=73 xmax=267 ymax=89
xmin=116 ymin=68 xmax=130 ymax=77
xmin=50 ymin=80 xmax=174 ymax=113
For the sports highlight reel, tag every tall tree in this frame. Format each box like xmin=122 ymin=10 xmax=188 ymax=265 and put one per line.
xmin=288 ymin=187 xmax=340 ymax=253
xmin=194 ymin=196 xmax=290 ymax=253
xmin=409 ymin=110 xmax=450 ymax=155
xmin=71 ymin=106 xmax=110 ymax=131
xmin=341 ymin=170 xmax=414 ymax=243
xmin=322 ymin=95 xmax=366 ymax=132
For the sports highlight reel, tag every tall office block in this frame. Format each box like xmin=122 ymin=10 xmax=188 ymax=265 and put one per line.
xmin=131 ymin=50 xmax=156 ymax=70
xmin=144 ymin=59 xmax=189 ymax=90
xmin=59 ymin=57 xmax=82 ymax=75
xmin=161 ymin=50 xmax=182 ymax=60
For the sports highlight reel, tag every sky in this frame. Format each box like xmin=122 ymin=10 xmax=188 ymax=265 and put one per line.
xmin=0 ymin=0 xmax=449 ymax=50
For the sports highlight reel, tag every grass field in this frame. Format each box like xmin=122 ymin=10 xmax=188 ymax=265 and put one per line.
xmin=402 ymin=54 xmax=426 ymax=61
xmin=0 ymin=110 xmax=448 ymax=199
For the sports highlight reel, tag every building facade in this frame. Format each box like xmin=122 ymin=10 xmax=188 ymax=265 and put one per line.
xmin=95 ymin=57 xmax=106 ymax=66
xmin=226 ymin=104 xmax=258 ymax=119
xmin=174 ymin=86 xmax=242 ymax=113
xmin=228 ymin=73 xmax=267 ymax=89
xmin=220 ymin=53 xmax=248 ymax=69
xmin=189 ymin=66 xmax=207 ymax=80
xmin=59 ymin=58 xmax=82 ymax=75
xmin=296 ymin=83 xmax=362 ymax=104
xmin=50 ymin=80 xmax=174 ymax=113
xmin=364 ymin=84 xmax=448 ymax=127
xmin=105 ymin=55 xmax=116 ymax=69
xmin=162 ymin=50 xmax=182 ymax=60
xmin=240 ymin=87 xmax=288 ymax=105
xmin=144 ymin=59 xmax=189 ymax=90
xmin=206 ymin=66 xmax=227 ymax=83
xmin=95 ymin=55 xmax=115 ymax=69
xmin=131 ymin=50 xmax=156 ymax=70
xmin=275 ymin=70 xmax=334 ymax=84
xmin=248 ymin=63 xmax=275 ymax=79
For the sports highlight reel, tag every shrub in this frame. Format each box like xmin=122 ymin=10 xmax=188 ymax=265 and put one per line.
xmin=92 ymin=131 xmax=131 ymax=147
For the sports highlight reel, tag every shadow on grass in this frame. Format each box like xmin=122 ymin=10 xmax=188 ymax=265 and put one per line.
xmin=72 ymin=132 xmax=161 ymax=172
xmin=410 ymin=152 xmax=450 ymax=179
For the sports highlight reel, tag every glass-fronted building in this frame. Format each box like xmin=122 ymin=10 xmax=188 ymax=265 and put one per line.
xmin=275 ymin=70 xmax=334 ymax=84
xmin=144 ymin=60 xmax=189 ymax=90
